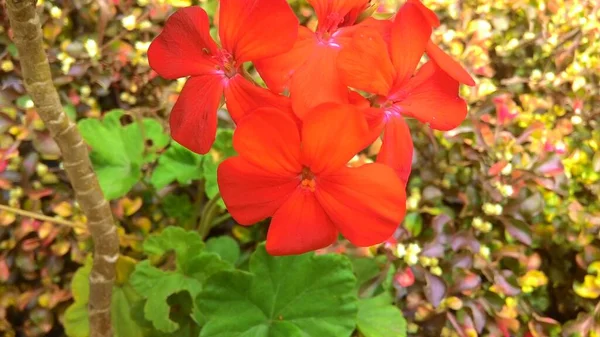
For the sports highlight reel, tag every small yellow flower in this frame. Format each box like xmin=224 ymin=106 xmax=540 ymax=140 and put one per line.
xmin=138 ymin=20 xmax=152 ymax=30
xmin=430 ymin=266 xmax=442 ymax=276
xmin=519 ymin=270 xmax=548 ymax=293
xmin=479 ymin=246 xmax=491 ymax=259
xmin=121 ymin=15 xmax=137 ymax=31
xmin=395 ymin=243 xmax=406 ymax=258
xmin=50 ymin=6 xmax=62 ymax=19
xmin=84 ymin=39 xmax=99 ymax=59
xmin=444 ymin=296 xmax=463 ymax=310
xmin=574 ymin=275 xmax=600 ymax=299
xmin=1 ymin=60 xmax=14 ymax=72
xmin=36 ymin=163 xmax=49 ymax=176
xmin=80 ymin=85 xmax=91 ymax=97
xmin=483 ymin=203 xmax=503 ymax=216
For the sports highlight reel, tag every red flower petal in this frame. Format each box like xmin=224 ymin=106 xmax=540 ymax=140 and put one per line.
xmin=365 ymin=107 xmax=386 ymax=131
xmin=398 ymin=63 xmax=468 ymax=131
xmin=338 ymin=27 xmax=395 ymax=96
xmin=308 ymin=0 xmax=368 ymax=30
xmin=316 ymin=164 xmax=406 ymax=246
xmin=170 ymin=75 xmax=224 ymax=154
xmin=301 ymin=103 xmax=370 ymax=175
xmin=218 ymin=156 xmax=299 ymax=225
xmin=348 ymin=91 xmax=370 ymax=110
xmin=266 ymin=190 xmax=337 ymax=255
xmin=290 ymin=46 xmax=348 ymax=119
xmin=148 ymin=7 xmax=218 ymax=79
xmin=377 ymin=116 xmax=413 ymax=183
xmin=426 ymin=40 xmax=476 ymax=86
xmin=254 ymin=26 xmax=317 ymax=94
xmin=408 ymin=0 xmax=441 ymax=27
xmin=390 ymin=1 xmax=431 ymax=85
xmin=395 ymin=266 xmax=416 ymax=287
xmin=232 ymin=107 xmax=302 ymax=176
xmin=353 ymin=17 xmax=393 ymax=44
xmin=219 ymin=0 xmax=298 ymax=63
xmin=223 ymin=74 xmax=292 ymax=122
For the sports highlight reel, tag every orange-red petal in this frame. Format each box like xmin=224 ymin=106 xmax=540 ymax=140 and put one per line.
xmin=377 ymin=116 xmax=413 ymax=183
xmin=338 ymin=28 xmax=395 ymax=96
xmin=290 ymin=45 xmax=348 ymax=119
xmin=169 ymin=75 xmax=224 ymax=154
xmin=316 ymin=164 xmax=406 ymax=247
xmin=266 ymin=190 xmax=338 ymax=255
xmin=408 ymin=0 xmax=441 ymax=27
xmin=223 ymin=74 xmax=292 ymax=122
xmin=390 ymin=1 xmax=431 ymax=85
xmin=353 ymin=17 xmax=393 ymax=44
xmin=218 ymin=156 xmax=299 ymax=225
xmin=308 ymin=0 xmax=369 ymax=29
xmin=301 ymin=103 xmax=370 ymax=175
xmin=232 ymin=107 xmax=302 ymax=176
xmin=398 ymin=63 xmax=468 ymax=131
xmin=147 ymin=7 xmax=218 ymax=79
xmin=254 ymin=26 xmax=316 ymax=94
xmin=365 ymin=107 xmax=386 ymax=133
xmin=348 ymin=91 xmax=370 ymax=110
xmin=426 ymin=40 xmax=476 ymax=86
xmin=218 ymin=0 xmax=298 ymax=63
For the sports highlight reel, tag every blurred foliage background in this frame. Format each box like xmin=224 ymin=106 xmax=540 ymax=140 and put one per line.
xmin=0 ymin=0 xmax=599 ymax=336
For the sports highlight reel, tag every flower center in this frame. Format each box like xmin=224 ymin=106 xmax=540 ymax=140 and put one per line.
xmin=384 ymin=106 xmax=403 ymax=122
xmin=214 ymin=49 xmax=237 ymax=78
xmin=300 ymin=167 xmax=316 ymax=192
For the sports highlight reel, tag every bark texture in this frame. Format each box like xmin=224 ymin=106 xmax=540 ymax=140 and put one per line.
xmin=6 ymin=1 xmax=119 ymax=336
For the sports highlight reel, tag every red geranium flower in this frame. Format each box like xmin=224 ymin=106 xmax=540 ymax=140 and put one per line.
xmin=148 ymin=1 xmax=298 ymax=154
xmin=337 ymin=1 xmax=471 ymax=182
xmin=254 ymin=0 xmax=388 ymax=119
xmin=217 ymin=103 xmax=406 ymax=255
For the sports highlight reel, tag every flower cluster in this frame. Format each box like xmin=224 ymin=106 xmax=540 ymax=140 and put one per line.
xmin=148 ymin=0 xmax=474 ymax=255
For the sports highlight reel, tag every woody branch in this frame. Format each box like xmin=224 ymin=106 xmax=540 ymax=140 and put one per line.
xmin=5 ymin=1 xmax=119 ymax=337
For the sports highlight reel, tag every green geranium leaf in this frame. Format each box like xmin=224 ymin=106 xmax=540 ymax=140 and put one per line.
xmin=203 ymin=158 xmax=219 ymax=200
xmin=351 ymin=257 xmax=381 ymax=291
xmin=130 ymin=227 xmax=232 ymax=333
xmin=212 ymin=129 xmax=235 ymax=158
xmin=150 ymin=141 xmax=204 ymax=189
xmin=142 ymin=227 xmax=204 ymax=271
xmin=78 ymin=109 xmax=168 ymax=199
xmin=142 ymin=118 xmax=170 ymax=163
xmin=63 ymin=257 xmax=144 ymax=337
xmin=162 ymin=194 xmax=195 ymax=226
xmin=356 ymin=293 xmax=406 ymax=337
xmin=198 ymin=244 xmax=358 ymax=337
xmin=63 ymin=301 xmax=89 ymax=337
xmin=404 ymin=212 xmax=423 ymax=237
xmin=205 ymin=236 xmax=240 ymax=265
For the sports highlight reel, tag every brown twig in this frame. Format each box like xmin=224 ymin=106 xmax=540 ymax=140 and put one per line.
xmin=0 ymin=203 xmax=88 ymax=232
xmin=6 ymin=1 xmax=119 ymax=336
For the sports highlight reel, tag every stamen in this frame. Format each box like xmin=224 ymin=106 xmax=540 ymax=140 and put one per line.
xmin=214 ymin=49 xmax=237 ymax=78
xmin=300 ymin=167 xmax=316 ymax=192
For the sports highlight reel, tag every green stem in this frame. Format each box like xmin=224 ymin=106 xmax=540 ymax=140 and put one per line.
xmin=189 ymin=180 xmax=206 ymax=231
xmin=210 ymin=213 xmax=232 ymax=227
xmin=198 ymin=192 xmax=221 ymax=239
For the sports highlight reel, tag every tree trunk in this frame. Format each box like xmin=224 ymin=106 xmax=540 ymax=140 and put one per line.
xmin=6 ymin=1 xmax=119 ymax=336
